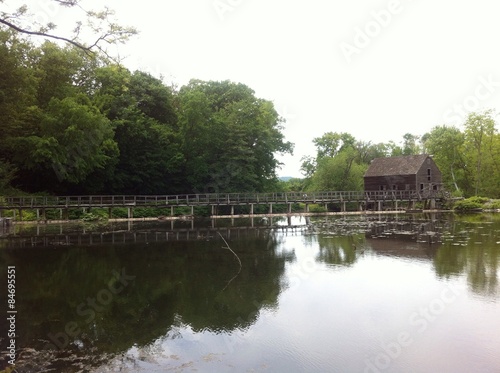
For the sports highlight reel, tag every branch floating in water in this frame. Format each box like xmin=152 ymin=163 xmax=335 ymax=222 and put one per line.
xmin=217 ymin=231 xmax=242 ymax=291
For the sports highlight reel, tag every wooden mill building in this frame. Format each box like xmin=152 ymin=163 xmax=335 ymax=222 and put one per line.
xmin=364 ymin=154 xmax=442 ymax=192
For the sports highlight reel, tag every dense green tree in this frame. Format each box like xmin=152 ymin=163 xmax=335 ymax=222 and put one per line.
xmin=309 ymin=147 xmax=366 ymax=191
xmin=423 ymin=125 xmax=467 ymax=194
xmin=11 ymin=95 xmax=117 ymax=190
xmin=463 ymin=110 xmax=499 ymax=196
xmin=0 ymin=31 xmax=38 ymax=140
xmin=178 ymin=80 xmax=293 ymax=193
xmin=91 ymin=67 xmax=184 ymax=194
xmin=312 ymin=131 xmax=356 ymax=160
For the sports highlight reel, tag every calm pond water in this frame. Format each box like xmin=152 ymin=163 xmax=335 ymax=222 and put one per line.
xmin=1 ymin=213 xmax=499 ymax=373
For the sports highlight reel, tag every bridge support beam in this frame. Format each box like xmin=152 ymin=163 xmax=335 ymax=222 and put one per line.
xmin=269 ymin=203 xmax=273 ymax=214
xmin=231 ymin=206 xmax=234 ymax=216
xmin=250 ymin=204 xmax=254 ymax=215
xmin=171 ymin=206 xmax=174 ymax=216
xmin=342 ymin=202 xmax=346 ymax=212
xmin=288 ymin=203 xmax=292 ymax=214
xmin=377 ymin=201 xmax=382 ymax=211
xmin=304 ymin=203 xmax=309 ymax=213
xmin=128 ymin=207 xmax=133 ymax=219
xmin=191 ymin=206 xmax=194 ymax=216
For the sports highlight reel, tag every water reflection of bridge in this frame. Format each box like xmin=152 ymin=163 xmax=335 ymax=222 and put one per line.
xmin=1 ymin=218 xmax=309 ymax=248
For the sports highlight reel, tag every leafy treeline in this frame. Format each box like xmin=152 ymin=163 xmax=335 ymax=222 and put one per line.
xmin=300 ymin=110 xmax=500 ymax=198
xmin=0 ymin=31 xmax=293 ymax=195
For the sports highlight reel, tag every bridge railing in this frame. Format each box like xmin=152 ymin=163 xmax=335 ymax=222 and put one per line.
xmin=1 ymin=190 xmax=446 ymax=209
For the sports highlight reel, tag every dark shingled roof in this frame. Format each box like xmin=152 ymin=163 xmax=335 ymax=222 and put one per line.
xmin=364 ymin=154 xmax=430 ymax=177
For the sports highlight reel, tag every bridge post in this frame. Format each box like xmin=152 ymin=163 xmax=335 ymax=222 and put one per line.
xmin=324 ymin=203 xmax=328 ymax=212
xmin=231 ymin=206 xmax=234 ymax=216
xmin=128 ymin=207 xmax=133 ymax=219
xmin=377 ymin=201 xmax=382 ymax=211
xmin=171 ymin=206 xmax=174 ymax=217
xmin=342 ymin=202 xmax=346 ymax=212
xmin=430 ymin=198 xmax=436 ymax=209
xmin=191 ymin=206 xmax=194 ymax=216
xmin=250 ymin=204 xmax=254 ymax=215
xmin=304 ymin=203 xmax=309 ymax=213
xmin=288 ymin=203 xmax=292 ymax=214
xmin=269 ymin=203 xmax=273 ymax=214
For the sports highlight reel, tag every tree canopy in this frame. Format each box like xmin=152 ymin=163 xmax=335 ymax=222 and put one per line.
xmin=0 ymin=32 xmax=293 ymax=194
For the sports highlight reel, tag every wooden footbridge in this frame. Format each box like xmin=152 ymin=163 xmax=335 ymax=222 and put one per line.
xmin=0 ymin=190 xmax=448 ymax=220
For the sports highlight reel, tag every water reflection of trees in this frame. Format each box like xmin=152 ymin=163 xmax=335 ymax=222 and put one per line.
xmin=309 ymin=214 xmax=500 ymax=298
xmin=434 ymin=214 xmax=500 ymax=298
xmin=0 ymin=231 xmax=294 ymax=372
xmin=315 ymin=235 xmax=361 ymax=267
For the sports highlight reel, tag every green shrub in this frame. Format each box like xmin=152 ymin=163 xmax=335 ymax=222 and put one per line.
xmin=485 ymin=200 xmax=500 ymax=209
xmin=454 ymin=198 xmax=483 ymax=211
xmin=467 ymin=196 xmax=489 ymax=204
xmin=308 ymin=204 xmax=327 ymax=213
xmin=81 ymin=209 xmax=108 ymax=222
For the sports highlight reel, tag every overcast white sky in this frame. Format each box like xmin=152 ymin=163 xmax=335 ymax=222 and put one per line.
xmin=24 ymin=0 xmax=500 ymax=177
